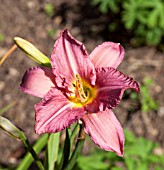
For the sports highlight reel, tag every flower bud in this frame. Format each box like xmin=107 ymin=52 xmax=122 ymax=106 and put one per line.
xmin=14 ymin=37 xmax=51 ymax=67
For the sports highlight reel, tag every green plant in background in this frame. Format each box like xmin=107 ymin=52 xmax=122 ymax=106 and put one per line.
xmin=140 ymin=78 xmax=159 ymax=112
xmin=128 ymin=78 xmax=159 ymax=113
xmin=123 ymin=0 xmax=164 ymax=46
xmin=48 ymin=29 xmax=56 ymax=38
xmin=91 ymin=0 xmax=120 ymax=13
xmin=44 ymin=3 xmax=55 ymax=17
xmin=0 ymin=101 xmax=16 ymax=116
xmin=74 ymin=129 xmax=164 ymax=170
xmin=91 ymin=0 xmax=164 ymax=46
xmin=0 ymin=33 xmax=4 ymax=43
xmin=123 ymin=130 xmax=163 ymax=170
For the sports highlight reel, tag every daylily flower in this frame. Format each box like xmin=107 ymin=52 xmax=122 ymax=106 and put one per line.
xmin=20 ymin=29 xmax=139 ymax=156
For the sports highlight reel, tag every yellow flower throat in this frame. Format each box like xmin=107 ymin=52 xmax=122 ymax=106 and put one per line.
xmin=70 ymin=74 xmax=97 ymax=107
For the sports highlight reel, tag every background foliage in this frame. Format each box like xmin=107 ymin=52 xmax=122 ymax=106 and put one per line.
xmin=91 ymin=0 xmax=164 ymax=47
xmin=74 ymin=129 xmax=164 ymax=170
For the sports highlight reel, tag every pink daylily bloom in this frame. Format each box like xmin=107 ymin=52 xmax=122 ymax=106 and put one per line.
xmin=20 ymin=29 xmax=139 ymax=156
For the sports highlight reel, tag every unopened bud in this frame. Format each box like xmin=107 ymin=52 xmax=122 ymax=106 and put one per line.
xmin=14 ymin=37 xmax=51 ymax=67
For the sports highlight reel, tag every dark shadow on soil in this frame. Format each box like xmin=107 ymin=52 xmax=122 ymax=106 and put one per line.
xmin=53 ymin=0 xmax=132 ymax=45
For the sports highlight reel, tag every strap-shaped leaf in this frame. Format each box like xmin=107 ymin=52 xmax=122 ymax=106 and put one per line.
xmin=17 ymin=134 xmax=48 ymax=170
xmin=45 ymin=133 xmax=60 ymax=170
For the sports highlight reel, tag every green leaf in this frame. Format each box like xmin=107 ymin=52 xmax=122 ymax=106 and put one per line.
xmin=148 ymin=154 xmax=162 ymax=164
xmin=77 ymin=154 xmax=108 ymax=170
xmin=148 ymin=9 xmax=159 ymax=28
xmin=63 ymin=124 xmax=85 ymax=170
xmin=14 ymin=37 xmax=51 ymax=67
xmin=44 ymin=3 xmax=55 ymax=17
xmin=59 ymin=124 xmax=79 ymax=170
xmin=45 ymin=133 xmax=60 ymax=170
xmin=0 ymin=33 xmax=4 ymax=43
xmin=125 ymin=156 xmax=135 ymax=170
xmin=140 ymin=78 xmax=159 ymax=112
xmin=91 ymin=0 xmax=119 ymax=13
xmin=155 ymin=166 xmax=163 ymax=170
xmin=136 ymin=160 xmax=148 ymax=170
xmin=0 ymin=101 xmax=16 ymax=116
xmin=124 ymin=129 xmax=136 ymax=143
xmin=122 ymin=1 xmax=137 ymax=29
xmin=60 ymin=129 xmax=71 ymax=169
xmin=146 ymin=28 xmax=162 ymax=46
xmin=111 ymin=168 xmax=122 ymax=170
xmin=70 ymin=123 xmax=79 ymax=152
xmin=17 ymin=134 xmax=48 ymax=170
xmin=159 ymin=4 xmax=164 ymax=29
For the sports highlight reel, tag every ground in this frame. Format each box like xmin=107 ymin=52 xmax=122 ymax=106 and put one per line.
xmin=0 ymin=0 xmax=164 ymax=167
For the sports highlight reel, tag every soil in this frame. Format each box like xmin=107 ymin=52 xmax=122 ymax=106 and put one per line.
xmin=0 ymin=0 xmax=164 ymax=168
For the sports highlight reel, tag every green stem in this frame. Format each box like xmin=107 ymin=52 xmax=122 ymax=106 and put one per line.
xmin=63 ymin=124 xmax=85 ymax=170
xmin=21 ymin=137 xmax=45 ymax=170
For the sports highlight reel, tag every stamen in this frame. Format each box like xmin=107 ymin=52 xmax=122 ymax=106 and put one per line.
xmin=74 ymin=74 xmax=90 ymax=103
xmin=69 ymin=74 xmax=97 ymax=107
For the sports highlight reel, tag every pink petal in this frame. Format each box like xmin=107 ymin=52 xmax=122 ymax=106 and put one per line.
xmin=82 ymin=109 xmax=124 ymax=156
xmin=87 ymin=67 xmax=139 ymax=112
xmin=90 ymin=42 xmax=124 ymax=68
xmin=35 ymin=88 xmax=85 ymax=134
xmin=20 ymin=67 xmax=55 ymax=98
xmin=51 ymin=29 xmax=96 ymax=89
